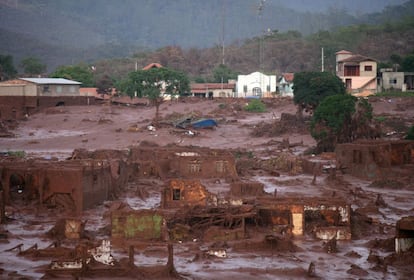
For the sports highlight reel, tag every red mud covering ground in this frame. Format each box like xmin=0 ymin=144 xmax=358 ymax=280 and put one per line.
xmin=0 ymin=96 xmax=413 ymax=279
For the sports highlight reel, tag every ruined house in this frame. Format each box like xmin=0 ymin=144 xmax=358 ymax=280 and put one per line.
xmin=257 ymin=197 xmax=351 ymax=240
xmin=0 ymin=159 xmax=115 ymax=214
xmin=335 ymin=140 xmax=413 ymax=179
xmin=129 ymin=146 xmax=238 ymax=179
xmin=162 ymin=179 xmax=212 ymax=209
xmin=395 ymin=216 xmax=414 ymax=253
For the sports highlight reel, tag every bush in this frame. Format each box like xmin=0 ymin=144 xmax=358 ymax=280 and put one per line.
xmin=7 ymin=150 xmax=26 ymax=158
xmin=406 ymin=126 xmax=414 ymax=140
xmin=245 ymin=99 xmax=266 ymax=112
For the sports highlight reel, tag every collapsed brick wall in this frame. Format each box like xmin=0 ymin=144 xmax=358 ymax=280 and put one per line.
xmin=230 ymin=181 xmax=265 ymax=197
xmin=70 ymin=149 xmax=132 ymax=195
xmin=0 ymin=159 xmax=114 ymax=214
xmin=336 ymin=140 xmax=413 ymax=179
xmin=129 ymin=146 xmax=238 ymax=179
xmin=162 ymin=179 xmax=211 ymax=208
xmin=257 ymin=197 xmax=351 ymax=239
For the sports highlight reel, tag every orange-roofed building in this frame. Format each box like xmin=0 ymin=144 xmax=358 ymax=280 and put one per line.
xmin=278 ymin=73 xmax=294 ymax=97
xmin=336 ymin=50 xmax=377 ymax=95
xmin=142 ymin=63 xmax=163 ymax=70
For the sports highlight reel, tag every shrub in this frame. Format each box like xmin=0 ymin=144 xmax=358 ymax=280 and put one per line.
xmin=7 ymin=150 xmax=26 ymax=158
xmin=406 ymin=125 xmax=414 ymax=140
xmin=245 ymin=99 xmax=266 ymax=112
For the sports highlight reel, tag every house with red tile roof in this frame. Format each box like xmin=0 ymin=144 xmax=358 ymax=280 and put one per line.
xmin=142 ymin=63 xmax=163 ymax=70
xmin=278 ymin=73 xmax=294 ymax=97
xmin=336 ymin=50 xmax=377 ymax=95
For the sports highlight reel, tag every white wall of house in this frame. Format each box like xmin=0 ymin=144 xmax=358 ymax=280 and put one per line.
xmin=278 ymin=77 xmax=294 ymax=97
xmin=381 ymin=72 xmax=405 ymax=91
xmin=236 ymin=72 xmax=276 ymax=98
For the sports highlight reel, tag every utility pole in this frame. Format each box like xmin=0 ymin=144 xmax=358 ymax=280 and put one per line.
xmin=258 ymin=0 xmax=265 ymax=71
xmin=221 ymin=0 xmax=226 ymax=65
xmin=321 ymin=47 xmax=324 ymax=72
xmin=258 ymin=0 xmax=266 ymax=97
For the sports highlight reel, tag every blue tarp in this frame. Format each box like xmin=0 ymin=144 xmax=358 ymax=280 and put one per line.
xmin=191 ymin=119 xmax=218 ymax=129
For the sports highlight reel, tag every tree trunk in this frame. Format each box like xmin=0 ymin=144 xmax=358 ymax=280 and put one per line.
xmin=296 ymin=104 xmax=303 ymax=121
xmin=154 ymin=98 xmax=162 ymax=126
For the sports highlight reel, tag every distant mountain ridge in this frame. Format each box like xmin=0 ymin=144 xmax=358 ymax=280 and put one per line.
xmin=0 ymin=0 xmax=410 ymax=71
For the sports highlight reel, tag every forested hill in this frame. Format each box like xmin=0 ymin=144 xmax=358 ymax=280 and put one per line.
xmin=0 ymin=0 xmax=411 ymax=71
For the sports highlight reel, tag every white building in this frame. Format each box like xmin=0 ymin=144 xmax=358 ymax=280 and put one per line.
xmin=380 ymin=70 xmax=414 ymax=92
xmin=236 ymin=72 xmax=276 ymax=98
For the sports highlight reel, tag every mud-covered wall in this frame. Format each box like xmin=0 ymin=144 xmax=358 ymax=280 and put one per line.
xmin=129 ymin=146 xmax=238 ymax=179
xmin=258 ymin=203 xmax=304 ymax=236
xmin=230 ymin=181 xmax=264 ymax=197
xmin=80 ymin=161 xmax=112 ymax=212
xmin=336 ymin=140 xmax=413 ymax=179
xmin=396 ymin=216 xmax=414 ymax=253
xmin=0 ymin=96 xmax=36 ymax=119
xmin=162 ymin=179 xmax=211 ymax=208
xmin=0 ymin=159 xmax=115 ymax=214
xmin=0 ymin=96 xmax=95 ymax=120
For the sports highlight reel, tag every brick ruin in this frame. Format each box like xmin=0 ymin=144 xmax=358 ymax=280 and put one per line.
xmin=395 ymin=216 xmax=414 ymax=254
xmin=0 ymin=159 xmax=115 ymax=214
xmin=0 ymin=144 xmax=361 ymax=277
xmin=335 ymin=139 xmax=413 ymax=179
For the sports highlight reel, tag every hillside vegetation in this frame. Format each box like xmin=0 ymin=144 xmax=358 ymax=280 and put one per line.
xmin=0 ymin=0 xmax=413 ymax=71
xmin=90 ymin=16 xmax=414 ymax=83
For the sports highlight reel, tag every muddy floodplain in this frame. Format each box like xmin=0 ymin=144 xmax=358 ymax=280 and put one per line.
xmin=0 ymin=97 xmax=413 ymax=279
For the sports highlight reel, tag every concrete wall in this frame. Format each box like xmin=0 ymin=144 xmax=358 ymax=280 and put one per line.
xmin=382 ymin=72 xmax=405 ymax=91
xmin=36 ymin=84 xmax=80 ymax=97
xmin=360 ymin=61 xmax=377 ymax=77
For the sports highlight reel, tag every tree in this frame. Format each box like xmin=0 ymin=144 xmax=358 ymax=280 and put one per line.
xmin=401 ymin=54 xmax=414 ymax=72
xmin=50 ymin=64 xmax=94 ymax=87
xmin=310 ymin=94 xmax=375 ymax=152
xmin=20 ymin=57 xmax=46 ymax=76
xmin=212 ymin=64 xmax=238 ymax=83
xmin=293 ymin=71 xmax=346 ymax=119
xmin=406 ymin=125 xmax=414 ymax=140
xmin=119 ymin=67 xmax=190 ymax=125
xmin=0 ymin=54 xmax=17 ymax=81
xmin=96 ymin=74 xmax=114 ymax=96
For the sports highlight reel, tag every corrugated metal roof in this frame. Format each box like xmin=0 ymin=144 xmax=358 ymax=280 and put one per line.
xmin=19 ymin=78 xmax=82 ymax=85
